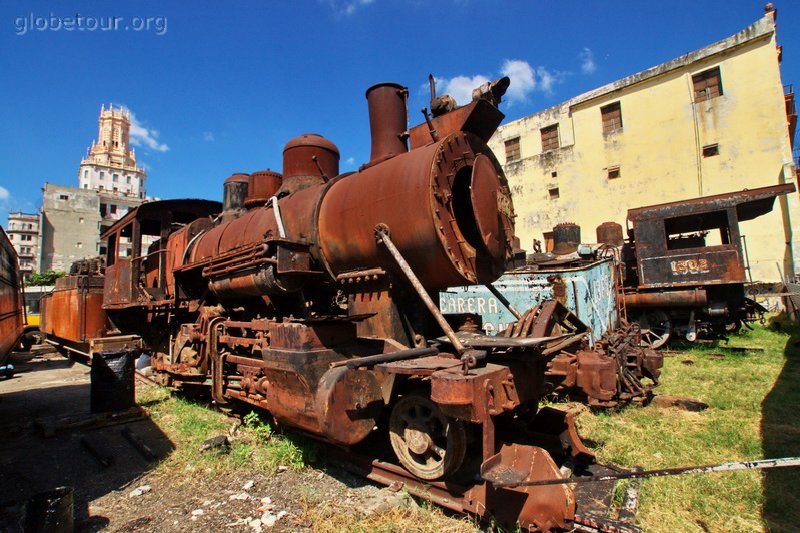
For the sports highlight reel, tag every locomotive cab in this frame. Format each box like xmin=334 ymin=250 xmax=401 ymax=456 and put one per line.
xmin=624 ymin=183 xmax=795 ymax=346
xmin=101 ymin=199 xmax=221 ymax=308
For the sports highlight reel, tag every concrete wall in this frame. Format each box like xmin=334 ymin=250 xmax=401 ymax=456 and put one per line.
xmin=489 ymin=12 xmax=799 ymax=282
xmin=40 ymin=184 xmax=102 ymax=272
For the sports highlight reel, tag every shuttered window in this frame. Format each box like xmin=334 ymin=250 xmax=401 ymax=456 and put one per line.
xmin=601 ymin=102 xmax=623 ymax=134
xmin=693 ymin=67 xmax=723 ymax=102
xmin=541 ymin=124 xmax=559 ymax=152
xmin=504 ymin=137 xmax=521 ymax=161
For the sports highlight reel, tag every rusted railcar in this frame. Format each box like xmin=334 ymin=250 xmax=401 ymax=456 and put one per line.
xmin=622 ymin=183 xmax=795 ymax=347
xmin=0 ymin=227 xmax=25 ymax=366
xmin=42 ymin=77 xmax=653 ymax=530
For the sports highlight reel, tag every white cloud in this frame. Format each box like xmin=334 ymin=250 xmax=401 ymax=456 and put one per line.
xmin=325 ymin=0 xmax=375 ymax=16
xmin=438 ymin=74 xmax=491 ymax=106
xmin=0 ymin=186 xmax=9 ymax=201
xmin=435 ymin=59 xmax=563 ymax=108
xmin=536 ymin=67 xmax=558 ymax=95
xmin=203 ymin=131 xmax=215 ymax=142
xmin=500 ymin=59 xmax=536 ymax=104
xmin=119 ymin=106 xmax=169 ymax=152
xmin=345 ymin=157 xmax=355 ymax=166
xmin=579 ymin=48 xmax=597 ymax=75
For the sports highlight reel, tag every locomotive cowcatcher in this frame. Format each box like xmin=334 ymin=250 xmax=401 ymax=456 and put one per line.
xmin=43 ymin=78 xmax=657 ymax=531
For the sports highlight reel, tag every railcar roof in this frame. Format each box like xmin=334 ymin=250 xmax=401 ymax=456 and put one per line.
xmin=627 ymin=183 xmax=796 ymax=223
xmin=100 ymin=199 xmax=221 ymax=239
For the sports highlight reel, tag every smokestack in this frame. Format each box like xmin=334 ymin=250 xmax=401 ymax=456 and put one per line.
xmin=223 ymin=173 xmax=249 ymax=212
xmin=365 ymin=82 xmax=409 ymax=165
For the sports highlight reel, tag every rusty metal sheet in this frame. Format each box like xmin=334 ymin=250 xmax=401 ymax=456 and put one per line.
xmin=375 ymin=355 xmax=460 ymax=375
xmin=638 ymin=248 xmax=746 ymax=287
xmin=0 ymin=227 xmax=23 ymax=364
xmin=318 ymin=131 xmax=511 ymax=289
xmin=440 ymin=258 xmax=618 ymax=341
xmin=626 ymin=183 xmax=795 ymax=222
xmin=42 ymin=280 xmax=106 ymax=344
xmin=408 ymin=99 xmax=505 ymax=148
xmin=103 ymin=260 xmax=136 ymax=307
xmin=479 ymin=443 xmax=575 ymax=531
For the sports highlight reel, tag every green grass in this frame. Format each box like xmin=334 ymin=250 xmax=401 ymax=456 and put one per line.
xmin=575 ymin=317 xmax=800 ymax=532
xmin=136 ymin=385 xmax=315 ymax=479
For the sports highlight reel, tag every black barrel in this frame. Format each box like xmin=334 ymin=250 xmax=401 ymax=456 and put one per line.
xmin=24 ymin=486 xmax=74 ymax=533
xmin=552 ymin=222 xmax=581 ymax=255
xmin=90 ymin=348 xmax=137 ymax=413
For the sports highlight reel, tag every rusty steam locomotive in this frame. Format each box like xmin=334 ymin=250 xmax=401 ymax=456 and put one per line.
xmin=43 ymin=78 xmax=661 ymax=530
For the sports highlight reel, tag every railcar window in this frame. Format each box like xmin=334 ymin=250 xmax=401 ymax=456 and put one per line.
xmin=664 ymin=210 xmax=731 ymax=250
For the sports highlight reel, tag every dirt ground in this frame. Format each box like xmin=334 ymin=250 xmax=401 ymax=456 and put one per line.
xmin=0 ymin=348 xmax=423 ymax=532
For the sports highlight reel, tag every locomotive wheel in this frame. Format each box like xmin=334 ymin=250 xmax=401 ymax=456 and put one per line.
xmin=389 ymin=393 xmax=466 ymax=480
xmin=636 ymin=310 xmax=671 ymax=349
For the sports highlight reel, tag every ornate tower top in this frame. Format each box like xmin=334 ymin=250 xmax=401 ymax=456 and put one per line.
xmin=78 ymin=105 xmax=147 ymax=198
xmin=81 ymin=104 xmax=142 ymax=172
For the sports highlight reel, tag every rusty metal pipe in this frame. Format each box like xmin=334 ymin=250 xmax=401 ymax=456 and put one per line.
xmin=541 ymin=332 xmax=589 ymax=356
xmin=623 ymin=289 xmax=708 ymax=308
xmin=366 ymin=82 xmax=409 ymax=164
xmin=330 ymin=347 xmax=439 ymax=369
xmin=488 ymin=456 xmax=800 ymax=488
xmin=375 ymin=226 xmax=465 ymax=353
xmin=485 ymin=283 xmax=523 ymax=320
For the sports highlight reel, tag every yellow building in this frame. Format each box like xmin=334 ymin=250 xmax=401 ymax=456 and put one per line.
xmin=490 ymin=7 xmax=798 ymax=283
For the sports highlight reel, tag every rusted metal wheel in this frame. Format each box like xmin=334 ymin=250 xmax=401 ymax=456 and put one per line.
xmin=389 ymin=393 xmax=466 ymax=480
xmin=635 ymin=310 xmax=671 ymax=349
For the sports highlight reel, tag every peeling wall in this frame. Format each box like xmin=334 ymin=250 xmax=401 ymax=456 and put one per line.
xmin=490 ymin=12 xmax=799 ymax=282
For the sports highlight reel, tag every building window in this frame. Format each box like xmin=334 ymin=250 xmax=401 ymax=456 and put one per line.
xmin=83 ymin=184 xmax=88 ymax=189
xmin=126 ymin=175 xmax=131 ymax=184
xmin=99 ymin=171 xmax=105 ymax=180
xmin=693 ymin=67 xmax=723 ymax=102
xmin=601 ymin=102 xmax=623 ymax=134
xmin=83 ymin=169 xmax=88 ymax=179
xmin=548 ymin=187 xmax=560 ymax=200
xmin=551 ymin=171 xmax=558 ymax=178
xmin=76 ymin=242 xmax=83 ymax=249
xmin=505 ymin=137 xmax=521 ymax=162
xmin=110 ymin=204 xmax=117 ymax=214
xmin=608 ymin=166 xmax=621 ymax=179
xmin=541 ymin=124 xmax=560 ymax=152
xmin=112 ymin=173 xmax=118 ymax=182
xmin=702 ymin=144 xmax=720 ymax=157
xmin=59 ymin=194 xmax=69 ymax=200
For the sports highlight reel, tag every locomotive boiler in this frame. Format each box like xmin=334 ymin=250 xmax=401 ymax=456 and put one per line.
xmin=44 ymin=78 xmax=650 ymax=530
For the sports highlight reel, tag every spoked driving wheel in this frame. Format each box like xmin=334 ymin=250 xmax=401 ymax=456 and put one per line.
xmin=635 ymin=309 xmax=672 ymax=349
xmin=389 ymin=393 xmax=466 ymax=480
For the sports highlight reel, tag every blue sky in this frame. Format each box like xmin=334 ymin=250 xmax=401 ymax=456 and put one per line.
xmin=1 ymin=0 xmax=798 ymax=224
